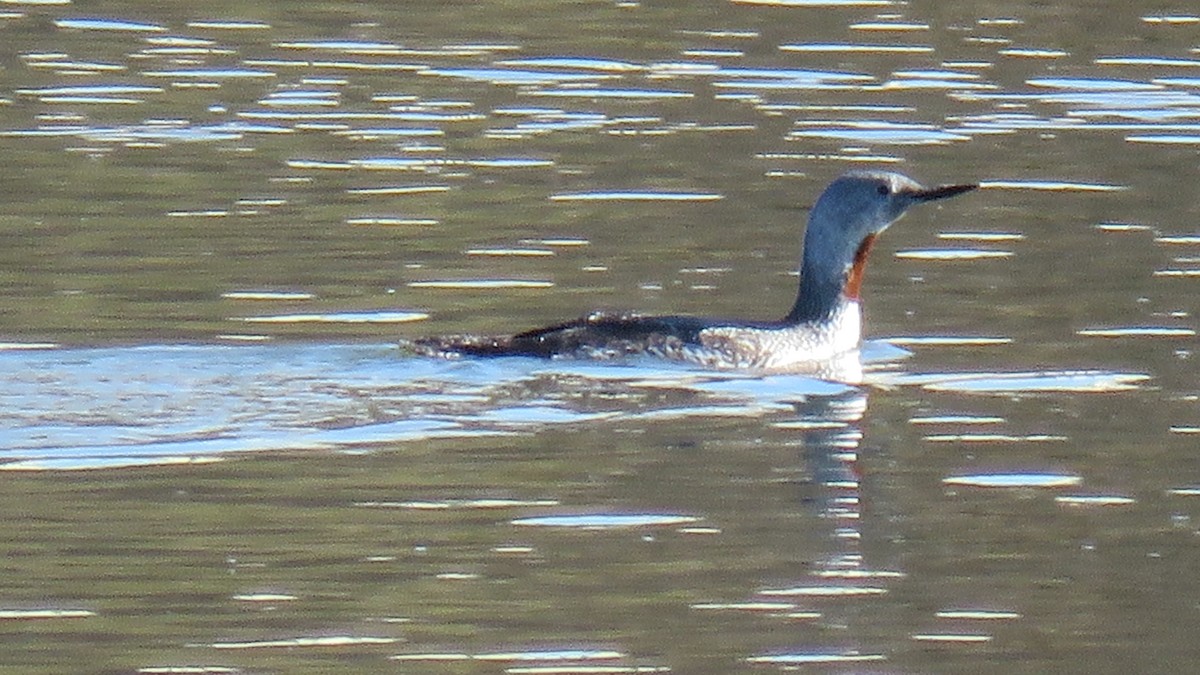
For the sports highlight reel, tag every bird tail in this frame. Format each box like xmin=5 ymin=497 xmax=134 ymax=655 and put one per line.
xmin=402 ymin=334 xmax=524 ymax=358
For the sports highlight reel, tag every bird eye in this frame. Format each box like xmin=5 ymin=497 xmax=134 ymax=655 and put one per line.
xmin=876 ymin=184 xmax=890 ymax=197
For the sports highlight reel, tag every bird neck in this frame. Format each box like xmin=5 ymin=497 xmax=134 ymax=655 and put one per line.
xmin=785 ymin=232 xmax=875 ymax=324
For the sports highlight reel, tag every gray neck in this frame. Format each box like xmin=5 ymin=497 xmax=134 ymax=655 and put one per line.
xmin=785 ymin=220 xmax=852 ymax=324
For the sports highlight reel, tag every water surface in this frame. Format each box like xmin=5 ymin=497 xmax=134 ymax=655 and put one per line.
xmin=2 ymin=1 xmax=1199 ymax=673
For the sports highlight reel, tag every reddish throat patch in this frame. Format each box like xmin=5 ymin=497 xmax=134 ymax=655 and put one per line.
xmin=844 ymin=234 xmax=877 ymax=300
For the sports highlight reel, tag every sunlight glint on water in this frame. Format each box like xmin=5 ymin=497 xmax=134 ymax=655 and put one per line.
xmin=0 ymin=1 xmax=1198 ymax=673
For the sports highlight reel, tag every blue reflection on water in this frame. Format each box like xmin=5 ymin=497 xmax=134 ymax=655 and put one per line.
xmin=0 ymin=343 xmax=867 ymax=470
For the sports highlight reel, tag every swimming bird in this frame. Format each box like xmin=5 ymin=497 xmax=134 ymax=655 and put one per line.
xmin=409 ymin=170 xmax=976 ymax=374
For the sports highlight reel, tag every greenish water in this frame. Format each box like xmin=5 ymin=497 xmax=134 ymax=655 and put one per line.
xmin=2 ymin=0 xmax=1200 ymax=673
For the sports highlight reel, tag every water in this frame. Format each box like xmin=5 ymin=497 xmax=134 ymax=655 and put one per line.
xmin=2 ymin=1 xmax=1199 ymax=673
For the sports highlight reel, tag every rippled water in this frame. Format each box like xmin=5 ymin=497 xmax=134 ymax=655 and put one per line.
xmin=2 ymin=1 xmax=1200 ymax=673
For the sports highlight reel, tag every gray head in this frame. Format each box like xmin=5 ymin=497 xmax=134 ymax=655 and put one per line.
xmin=808 ymin=170 xmax=976 ymax=250
xmin=787 ymin=170 xmax=976 ymax=322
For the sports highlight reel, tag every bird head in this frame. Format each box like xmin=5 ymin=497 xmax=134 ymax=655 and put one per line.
xmin=794 ymin=170 xmax=976 ymax=316
xmin=810 ymin=170 xmax=976 ymax=245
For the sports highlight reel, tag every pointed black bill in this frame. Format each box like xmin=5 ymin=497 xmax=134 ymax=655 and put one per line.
xmin=912 ymin=182 xmax=977 ymax=202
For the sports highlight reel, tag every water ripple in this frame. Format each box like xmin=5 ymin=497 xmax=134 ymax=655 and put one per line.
xmin=943 ymin=472 xmax=1082 ymax=489
xmin=512 ymin=513 xmax=702 ymax=529
xmin=790 ymin=122 xmax=969 ymax=144
xmin=527 ymin=88 xmax=693 ymax=100
xmin=550 ymin=191 xmax=722 ymax=202
xmin=1128 ymin=134 xmax=1200 ymax=144
xmin=143 ymin=68 xmax=276 ymax=79
xmin=221 ymin=291 xmax=315 ymax=301
xmin=1029 ymin=78 xmax=1162 ymax=91
xmin=55 ymin=17 xmax=166 ymax=32
xmin=780 ymin=42 xmax=934 ymax=54
xmin=911 ymin=633 xmax=993 ymax=643
xmin=1077 ymin=326 xmax=1195 ymax=338
xmin=979 ymin=180 xmax=1128 ymax=191
xmin=0 ymin=609 xmax=96 ymax=620
xmin=1143 ymin=15 xmax=1200 ymax=24
xmin=936 ymin=609 xmax=1022 ymax=620
xmin=499 ymin=57 xmax=643 ymax=72
xmin=745 ymin=651 xmax=886 ymax=664
xmin=407 ymin=279 xmax=554 ymax=289
xmin=209 ymin=635 xmax=396 ymax=649
xmin=900 ymin=370 xmax=1150 ymax=393
xmin=234 ymin=311 xmax=428 ymax=324
xmin=1055 ymin=494 xmax=1136 ymax=507
xmin=894 ymin=249 xmax=1012 ymax=260
xmin=16 ymin=84 xmax=165 ymax=97
xmin=186 ymin=20 xmax=272 ymax=30
xmin=1096 ymin=56 xmax=1200 ymax=67
xmin=426 ymin=67 xmax=620 ymax=85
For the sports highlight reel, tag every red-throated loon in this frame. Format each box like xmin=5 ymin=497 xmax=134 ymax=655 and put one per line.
xmin=408 ymin=171 xmax=976 ymax=373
